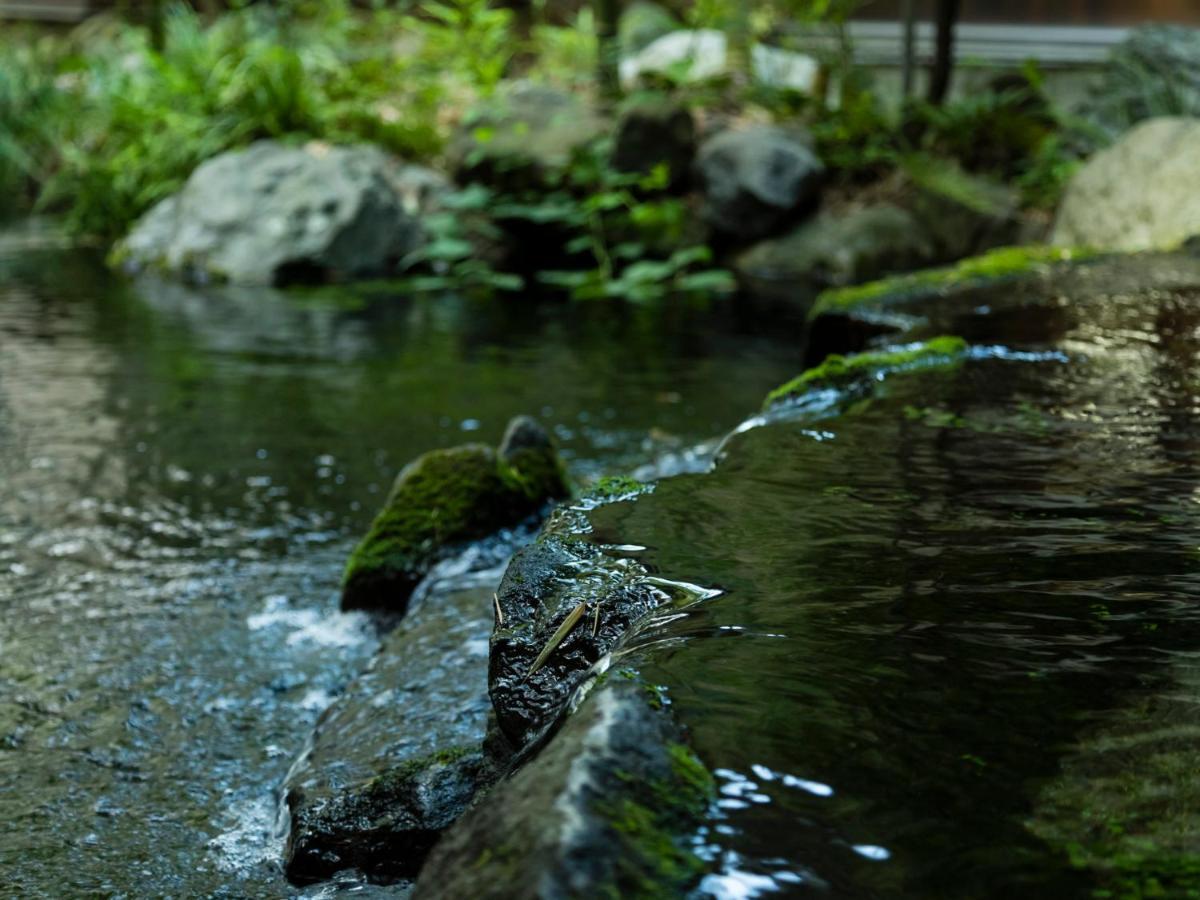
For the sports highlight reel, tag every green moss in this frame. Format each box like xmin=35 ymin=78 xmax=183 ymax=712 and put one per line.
xmin=341 ymin=441 xmax=566 ymax=610
xmin=763 ymin=336 xmax=969 ymax=409
xmin=366 ymin=744 xmax=475 ymax=793
xmin=593 ymin=689 xmax=716 ymax=896
xmin=587 ymin=475 xmax=652 ymax=502
xmin=808 ymin=245 xmax=1093 ymax=321
xmin=594 ymin=740 xmax=715 ymax=899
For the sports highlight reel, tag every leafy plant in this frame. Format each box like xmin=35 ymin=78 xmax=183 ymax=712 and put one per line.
xmin=0 ymin=37 xmax=70 ymax=214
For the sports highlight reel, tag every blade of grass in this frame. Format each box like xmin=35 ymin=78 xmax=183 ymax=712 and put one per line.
xmin=525 ymin=601 xmax=587 ymax=680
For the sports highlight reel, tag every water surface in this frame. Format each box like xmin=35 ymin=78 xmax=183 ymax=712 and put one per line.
xmin=0 ymin=223 xmax=803 ymax=897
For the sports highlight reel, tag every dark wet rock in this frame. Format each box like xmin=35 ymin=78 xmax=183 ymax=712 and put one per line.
xmin=803 ymin=246 xmax=1200 ymax=364
xmin=412 ymin=675 xmax=714 ymax=900
xmin=488 ymin=501 xmax=666 ymax=750
xmin=285 ymin=537 xmax=521 ymax=885
xmin=733 ymin=203 xmax=936 ymax=304
xmin=695 ymin=125 xmax=824 ymax=240
xmin=340 ymin=416 xmax=568 ymax=614
xmin=448 ymin=82 xmax=607 ymax=190
xmin=115 ymin=141 xmax=428 ymax=285
xmin=619 ymin=1 xmax=679 ymax=56
xmin=1078 ymin=25 xmax=1200 ymax=141
xmin=610 ymin=94 xmax=696 ymax=187
xmin=764 ymin=336 xmax=969 ymax=411
xmin=1052 ymin=117 xmax=1200 ymax=252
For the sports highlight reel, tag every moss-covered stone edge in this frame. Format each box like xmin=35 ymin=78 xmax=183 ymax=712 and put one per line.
xmin=808 ymin=245 xmax=1095 ymax=321
xmin=590 ymin=674 xmax=717 ymax=900
xmin=763 ymin=335 xmax=969 ymax=410
xmin=584 ymin=474 xmax=655 ymax=504
xmin=341 ymin=442 xmax=568 ymax=606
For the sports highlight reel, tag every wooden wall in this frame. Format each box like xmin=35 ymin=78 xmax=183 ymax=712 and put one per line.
xmin=857 ymin=0 xmax=1200 ymax=25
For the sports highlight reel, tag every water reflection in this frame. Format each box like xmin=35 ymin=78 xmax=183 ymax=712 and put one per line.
xmin=581 ymin=275 xmax=1200 ymax=897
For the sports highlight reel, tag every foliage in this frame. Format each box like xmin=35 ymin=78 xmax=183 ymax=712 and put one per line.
xmin=404 ymin=141 xmax=734 ymax=301
xmin=5 ymin=0 xmax=517 ymax=238
xmin=0 ymin=36 xmax=70 ymax=214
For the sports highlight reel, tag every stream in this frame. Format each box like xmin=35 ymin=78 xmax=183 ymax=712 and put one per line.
xmin=5 ymin=219 xmax=1200 ymax=899
xmin=0 ymin=221 xmax=801 ymax=898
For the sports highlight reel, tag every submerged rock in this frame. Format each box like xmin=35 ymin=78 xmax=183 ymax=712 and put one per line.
xmin=412 ymin=675 xmax=714 ymax=900
xmin=341 ymin=416 xmax=568 ymax=614
xmin=1028 ymin=655 xmax=1200 ymax=898
xmin=695 ymin=125 xmax=824 ymax=240
xmin=1053 ymin=117 xmax=1200 ymax=252
xmin=733 ymin=203 xmax=936 ymax=303
xmin=610 ymin=94 xmax=696 ymax=187
xmin=448 ymin=82 xmax=607 ymax=190
xmin=284 ymin=552 xmax=505 ymax=884
xmin=115 ymin=141 xmax=427 ymax=285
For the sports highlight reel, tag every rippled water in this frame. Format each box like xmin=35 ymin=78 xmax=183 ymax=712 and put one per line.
xmin=0 ymin=221 xmax=803 ymax=897
xmin=584 ymin=276 xmax=1200 ymax=897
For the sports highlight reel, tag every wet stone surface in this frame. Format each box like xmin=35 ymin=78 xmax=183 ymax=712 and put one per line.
xmin=285 ymin=534 xmax=524 ymax=884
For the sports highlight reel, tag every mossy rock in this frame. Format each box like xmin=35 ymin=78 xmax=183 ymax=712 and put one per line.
xmin=411 ymin=675 xmax=714 ymax=900
xmin=285 ymin=744 xmax=482 ymax=885
xmin=807 ymin=245 xmax=1090 ymax=322
xmin=764 ymin=336 xmax=969 ymax=410
xmin=901 ymin=154 xmax=1021 ymax=261
xmin=341 ymin=415 xmax=568 ymax=613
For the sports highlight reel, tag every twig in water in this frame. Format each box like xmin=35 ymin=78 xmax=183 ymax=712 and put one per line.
xmin=525 ymin=601 xmax=587 ymax=680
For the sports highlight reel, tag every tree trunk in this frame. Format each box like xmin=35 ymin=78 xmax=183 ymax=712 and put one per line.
xmin=927 ymin=0 xmax=961 ymax=105
xmin=900 ymin=0 xmax=916 ymax=97
xmin=596 ymin=0 xmax=622 ymax=104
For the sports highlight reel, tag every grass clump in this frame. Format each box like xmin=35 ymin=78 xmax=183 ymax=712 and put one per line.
xmin=764 ymin=336 xmax=968 ymax=409
xmin=3 ymin=0 xmax=508 ymax=238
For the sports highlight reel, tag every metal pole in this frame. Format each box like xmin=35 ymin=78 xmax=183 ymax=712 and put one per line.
xmin=900 ymin=0 xmax=916 ymax=98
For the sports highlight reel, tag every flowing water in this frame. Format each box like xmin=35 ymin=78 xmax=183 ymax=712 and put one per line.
xmin=6 ymin=218 xmax=1200 ymax=899
xmin=0 ymin=222 xmax=802 ymax=898
xmin=583 ymin=271 xmax=1200 ymax=898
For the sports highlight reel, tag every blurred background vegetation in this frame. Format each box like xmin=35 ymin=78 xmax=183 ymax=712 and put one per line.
xmin=0 ymin=0 xmax=1106 ymax=239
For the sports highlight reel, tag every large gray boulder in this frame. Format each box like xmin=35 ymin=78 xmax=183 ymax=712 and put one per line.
xmin=695 ymin=125 xmax=824 ymax=240
xmin=117 ymin=141 xmax=431 ymax=285
xmin=1052 ymin=117 xmax=1200 ymax=252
